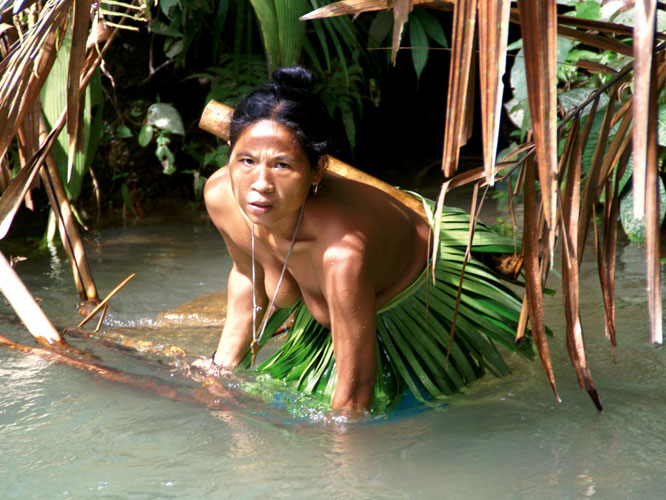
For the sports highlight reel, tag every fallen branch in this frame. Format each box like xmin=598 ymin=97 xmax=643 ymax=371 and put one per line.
xmin=77 ymin=273 xmax=136 ymax=328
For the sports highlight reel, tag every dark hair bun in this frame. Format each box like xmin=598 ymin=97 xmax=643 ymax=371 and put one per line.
xmin=230 ymin=65 xmax=333 ymax=167
xmin=272 ymin=66 xmax=315 ymax=97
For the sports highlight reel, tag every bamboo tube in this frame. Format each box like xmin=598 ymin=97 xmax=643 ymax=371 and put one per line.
xmin=0 ymin=250 xmax=63 ymax=345
xmin=199 ymin=100 xmax=428 ymax=221
xmin=39 ymin=117 xmax=98 ymax=302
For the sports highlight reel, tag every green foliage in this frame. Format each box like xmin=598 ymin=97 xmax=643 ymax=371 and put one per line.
xmin=182 ymin=139 xmax=228 ymax=200
xmin=248 ymin=0 xmax=309 ymax=71
xmin=148 ymin=0 xmax=392 ymax=153
xmin=190 ymin=53 xmax=267 ymax=107
xmin=315 ymin=59 xmax=365 ymax=149
xmin=620 ymin=177 xmax=666 ymax=245
xmin=150 ymin=0 xmax=219 ymax=66
xmin=366 ymin=8 xmax=448 ymax=81
xmin=507 ymin=0 xmax=666 ymax=246
xmin=116 ymin=125 xmax=133 ymax=139
xmin=137 ymin=102 xmax=184 ymax=175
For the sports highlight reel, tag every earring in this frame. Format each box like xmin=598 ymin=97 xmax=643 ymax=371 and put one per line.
xmin=313 ymin=183 xmax=320 ymax=196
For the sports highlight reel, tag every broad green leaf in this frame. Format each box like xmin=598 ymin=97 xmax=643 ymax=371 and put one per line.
xmin=40 ymin=25 xmax=94 ymax=202
xmin=146 ymin=103 xmax=184 ymax=134
xmin=510 ymin=48 xmax=528 ymax=106
xmin=559 ymin=87 xmax=609 ymax=117
xmin=165 ymin=38 xmax=184 ymax=59
xmin=340 ymin=103 xmax=356 ymax=149
xmin=116 ymin=124 xmax=132 ymax=139
xmin=249 ymin=0 xmax=280 ymax=70
xmin=149 ymin=19 xmax=181 ymax=37
xmin=414 ymin=8 xmax=447 ymax=47
xmin=275 ymin=0 xmax=308 ymax=66
xmin=580 ymin=103 xmax=624 ymax=175
xmin=408 ymin=13 xmax=428 ymax=80
xmin=159 ymin=0 xmax=180 ymax=17
xmin=620 ymin=178 xmax=666 ymax=244
xmin=121 ymin=183 xmax=136 ymax=215
xmin=557 ymin=36 xmax=576 ymax=79
xmin=368 ymin=10 xmax=393 ymax=48
xmin=614 ymin=8 xmax=666 ymax=32
xmin=138 ymin=124 xmax=154 ymax=147
xmin=576 ymin=1 xmax=601 ymax=20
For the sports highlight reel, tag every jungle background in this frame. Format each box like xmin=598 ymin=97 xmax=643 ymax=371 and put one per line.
xmin=4 ymin=0 xmax=470 ymax=230
xmin=1 ymin=0 xmax=666 ymax=410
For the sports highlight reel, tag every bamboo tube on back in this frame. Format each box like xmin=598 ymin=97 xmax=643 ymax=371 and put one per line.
xmin=199 ymin=100 xmax=428 ymax=221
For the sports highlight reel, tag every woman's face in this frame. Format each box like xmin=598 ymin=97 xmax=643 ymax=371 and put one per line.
xmin=228 ymin=119 xmax=321 ymax=230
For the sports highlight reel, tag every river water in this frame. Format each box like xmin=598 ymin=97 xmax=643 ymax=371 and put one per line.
xmin=1 ymin=200 xmax=665 ymax=499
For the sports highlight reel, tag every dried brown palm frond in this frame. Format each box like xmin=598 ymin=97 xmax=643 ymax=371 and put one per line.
xmin=441 ymin=0 xmax=475 ymax=177
xmin=0 ymin=0 xmax=72 ymax=165
xmin=633 ymin=2 xmax=662 ymax=344
xmin=478 ymin=0 xmax=510 ymax=187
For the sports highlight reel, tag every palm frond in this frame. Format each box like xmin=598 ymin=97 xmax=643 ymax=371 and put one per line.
xmin=441 ymin=0 xmax=476 ymax=177
xmin=478 ymin=0 xmax=510 ymax=186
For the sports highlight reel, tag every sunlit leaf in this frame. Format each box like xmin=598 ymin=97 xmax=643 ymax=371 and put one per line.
xmin=138 ymin=124 xmax=154 ymax=146
xmin=576 ymin=1 xmax=601 ymax=21
xmin=146 ymin=103 xmax=184 ymax=135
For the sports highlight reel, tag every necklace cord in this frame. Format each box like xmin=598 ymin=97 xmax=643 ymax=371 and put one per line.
xmin=250 ymin=202 xmax=306 ymax=359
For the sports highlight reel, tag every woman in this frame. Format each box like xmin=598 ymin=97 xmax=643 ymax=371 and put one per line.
xmin=200 ymin=66 xmax=529 ymax=413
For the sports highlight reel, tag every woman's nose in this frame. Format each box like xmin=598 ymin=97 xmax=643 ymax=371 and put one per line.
xmin=252 ymin=166 xmax=274 ymax=192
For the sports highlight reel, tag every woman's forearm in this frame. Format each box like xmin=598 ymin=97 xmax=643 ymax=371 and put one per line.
xmin=213 ymin=265 xmax=267 ymax=367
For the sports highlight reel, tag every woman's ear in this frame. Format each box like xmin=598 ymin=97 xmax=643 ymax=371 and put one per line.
xmin=312 ymin=155 xmax=327 ymax=186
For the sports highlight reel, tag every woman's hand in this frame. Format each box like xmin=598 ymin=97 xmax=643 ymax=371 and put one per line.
xmin=190 ymin=354 xmax=225 ymax=377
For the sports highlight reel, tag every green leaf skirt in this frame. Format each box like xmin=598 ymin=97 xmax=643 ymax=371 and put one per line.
xmin=241 ymin=199 xmax=533 ymax=411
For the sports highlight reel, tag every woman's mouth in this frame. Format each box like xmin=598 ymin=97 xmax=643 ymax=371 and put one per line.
xmin=248 ymin=201 xmax=274 ymax=214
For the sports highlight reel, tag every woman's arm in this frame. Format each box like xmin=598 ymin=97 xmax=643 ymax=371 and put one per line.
xmin=212 ymin=259 xmax=267 ymax=367
xmin=321 ymin=246 xmax=378 ymax=411
xmin=203 ymin=169 xmax=268 ymax=368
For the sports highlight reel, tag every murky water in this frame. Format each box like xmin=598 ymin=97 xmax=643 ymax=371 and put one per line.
xmin=1 ymin=204 xmax=666 ymax=499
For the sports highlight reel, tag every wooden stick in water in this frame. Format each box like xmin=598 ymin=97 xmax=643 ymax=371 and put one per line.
xmin=39 ymin=116 xmax=99 ymax=302
xmin=94 ymin=304 xmax=109 ymax=333
xmin=0 ymin=333 xmax=232 ymax=408
xmin=0 ymin=250 xmax=63 ymax=345
xmin=77 ymin=273 xmax=136 ymax=329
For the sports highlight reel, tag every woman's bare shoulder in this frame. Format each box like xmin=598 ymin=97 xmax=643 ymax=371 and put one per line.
xmin=203 ymin=167 xmax=238 ymax=230
xmin=204 ymin=166 xmax=230 ymax=199
xmin=204 ymin=167 xmax=235 ymax=211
